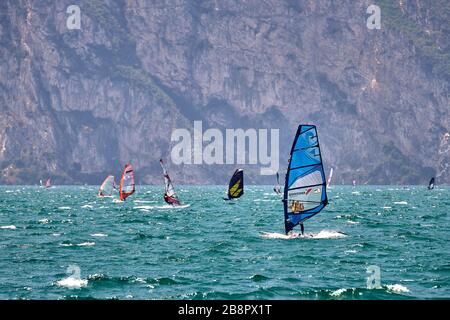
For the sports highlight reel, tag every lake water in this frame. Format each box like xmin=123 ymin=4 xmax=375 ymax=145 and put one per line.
xmin=0 ymin=185 xmax=448 ymax=299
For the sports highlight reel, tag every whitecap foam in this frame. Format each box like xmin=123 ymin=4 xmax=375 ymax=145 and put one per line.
xmin=133 ymin=277 xmax=147 ymax=284
xmin=313 ymin=230 xmax=347 ymax=239
xmin=393 ymin=201 xmax=408 ymax=205
xmin=90 ymin=233 xmax=107 ymax=237
xmin=38 ymin=219 xmax=50 ymax=224
xmin=261 ymin=230 xmax=347 ymax=239
xmin=1 ymin=225 xmax=16 ymax=229
xmin=386 ymin=284 xmax=409 ymax=293
xmin=330 ymin=288 xmax=347 ymax=296
xmin=81 ymin=205 xmax=93 ymax=209
xmin=60 ymin=242 xmax=95 ymax=247
xmin=133 ymin=204 xmax=191 ymax=210
xmin=77 ymin=242 xmax=95 ymax=247
xmin=56 ymin=277 xmax=88 ymax=289
xmin=260 ymin=232 xmax=291 ymax=239
xmin=346 ymin=220 xmax=359 ymax=225
xmin=58 ymin=206 xmax=71 ymax=210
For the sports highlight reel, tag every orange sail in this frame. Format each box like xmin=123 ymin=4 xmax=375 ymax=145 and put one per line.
xmin=119 ymin=163 xmax=135 ymax=201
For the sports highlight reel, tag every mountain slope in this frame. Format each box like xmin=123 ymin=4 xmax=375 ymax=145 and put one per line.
xmin=0 ymin=0 xmax=448 ymax=185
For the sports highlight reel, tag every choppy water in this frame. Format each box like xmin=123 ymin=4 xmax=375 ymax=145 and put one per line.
xmin=0 ymin=185 xmax=449 ymax=299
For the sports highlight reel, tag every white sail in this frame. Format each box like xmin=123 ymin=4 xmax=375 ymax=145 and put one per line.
xmin=98 ymin=175 xmax=115 ymax=196
xmin=327 ymin=167 xmax=334 ymax=188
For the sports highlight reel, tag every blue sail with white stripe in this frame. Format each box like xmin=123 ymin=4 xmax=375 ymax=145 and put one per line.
xmin=283 ymin=125 xmax=328 ymax=234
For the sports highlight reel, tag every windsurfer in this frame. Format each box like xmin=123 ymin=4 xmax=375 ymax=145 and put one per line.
xmin=164 ymin=194 xmax=170 ymax=204
xmin=164 ymin=193 xmax=180 ymax=206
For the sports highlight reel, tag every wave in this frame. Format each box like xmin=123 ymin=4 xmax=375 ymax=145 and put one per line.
xmin=87 ymin=274 xmax=180 ymax=287
xmin=261 ymin=230 xmax=347 ymax=239
xmin=386 ymin=284 xmax=410 ymax=293
xmin=169 ymin=286 xmax=411 ymax=300
xmin=56 ymin=277 xmax=88 ymax=289
xmin=249 ymin=274 xmax=270 ymax=282
xmin=1 ymin=225 xmax=16 ymax=229
xmin=134 ymin=204 xmax=191 ymax=210
xmin=60 ymin=242 xmax=95 ymax=247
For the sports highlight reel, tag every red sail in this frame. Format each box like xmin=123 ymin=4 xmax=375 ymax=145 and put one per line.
xmin=119 ymin=163 xmax=135 ymax=201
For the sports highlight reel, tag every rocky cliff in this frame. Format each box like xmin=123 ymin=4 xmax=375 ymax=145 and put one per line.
xmin=0 ymin=0 xmax=449 ymax=185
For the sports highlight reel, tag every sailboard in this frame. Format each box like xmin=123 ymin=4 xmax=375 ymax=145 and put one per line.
xmin=160 ymin=159 xmax=181 ymax=205
xmin=327 ymin=167 xmax=334 ymax=188
xmin=428 ymin=177 xmax=435 ymax=190
xmin=45 ymin=178 xmax=51 ymax=188
xmin=283 ymin=125 xmax=328 ymax=235
xmin=98 ymin=175 xmax=115 ymax=197
xmin=119 ymin=163 xmax=135 ymax=201
xmin=225 ymin=169 xmax=244 ymax=200
xmin=274 ymin=172 xmax=282 ymax=195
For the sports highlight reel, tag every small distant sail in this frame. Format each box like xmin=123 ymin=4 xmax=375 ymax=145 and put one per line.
xmin=352 ymin=180 xmax=356 ymax=187
xmin=283 ymin=125 xmax=328 ymax=235
xmin=327 ymin=167 xmax=334 ymax=188
xmin=119 ymin=163 xmax=135 ymax=201
xmin=274 ymin=172 xmax=282 ymax=195
xmin=160 ymin=159 xmax=181 ymax=205
xmin=98 ymin=175 xmax=115 ymax=197
xmin=227 ymin=169 xmax=244 ymax=200
xmin=39 ymin=179 xmax=43 ymax=187
xmin=428 ymin=177 xmax=435 ymax=190
xmin=45 ymin=178 xmax=51 ymax=188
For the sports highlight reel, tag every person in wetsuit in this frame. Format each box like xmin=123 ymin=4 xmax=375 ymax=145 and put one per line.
xmin=164 ymin=194 xmax=169 ymax=203
xmin=164 ymin=193 xmax=180 ymax=206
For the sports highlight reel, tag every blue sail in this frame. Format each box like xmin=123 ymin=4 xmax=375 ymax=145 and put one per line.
xmin=283 ymin=125 xmax=328 ymax=234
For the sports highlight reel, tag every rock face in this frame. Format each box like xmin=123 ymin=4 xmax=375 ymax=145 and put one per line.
xmin=0 ymin=0 xmax=449 ymax=185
